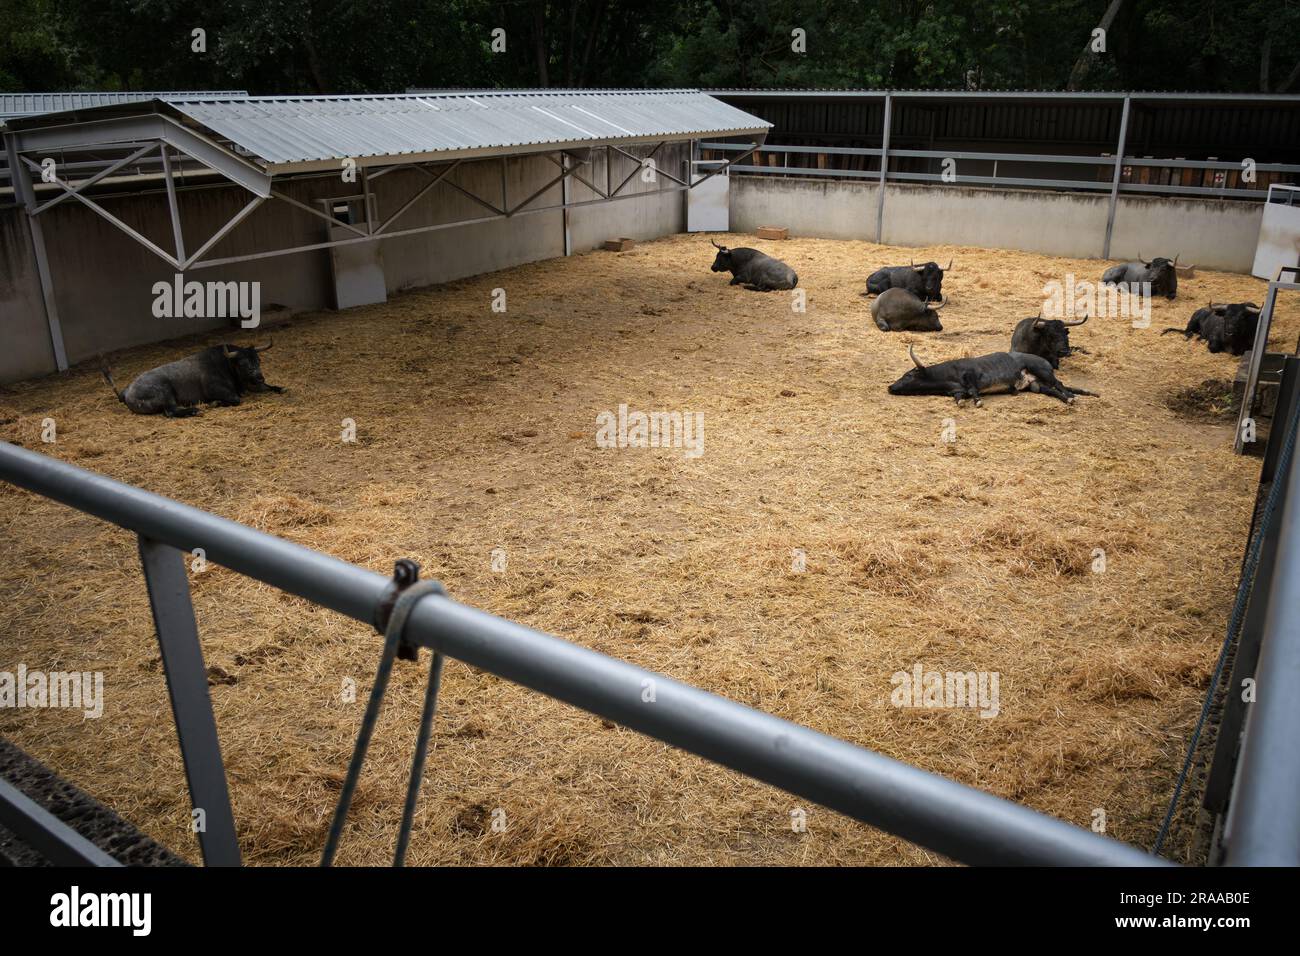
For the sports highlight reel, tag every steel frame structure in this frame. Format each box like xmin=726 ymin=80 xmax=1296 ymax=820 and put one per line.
xmin=2 ymin=115 xmax=761 ymax=374
xmin=1235 ymin=266 xmax=1300 ymax=454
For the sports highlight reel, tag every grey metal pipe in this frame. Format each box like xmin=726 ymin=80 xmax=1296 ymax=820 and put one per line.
xmin=1224 ymin=412 xmax=1300 ymax=866
xmin=0 ymin=441 xmax=1167 ymax=866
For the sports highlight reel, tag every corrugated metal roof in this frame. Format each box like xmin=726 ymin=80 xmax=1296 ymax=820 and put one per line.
xmin=0 ymin=91 xmax=247 ymax=120
xmin=154 ymin=90 xmax=769 ymax=169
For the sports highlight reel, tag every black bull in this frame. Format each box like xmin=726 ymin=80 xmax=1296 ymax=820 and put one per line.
xmin=709 ymin=240 xmax=798 ymax=291
xmin=1010 ymin=313 xmax=1089 ymax=368
xmin=888 ymin=346 xmax=1099 ymax=405
xmin=1161 ymin=302 xmax=1262 ymax=355
xmin=865 ymin=259 xmax=951 ymax=301
xmin=102 ymin=342 xmax=283 ymax=417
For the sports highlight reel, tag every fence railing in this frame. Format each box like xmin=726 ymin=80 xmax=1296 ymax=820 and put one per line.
xmin=700 ymin=142 xmax=1300 ymax=202
xmin=0 ymin=439 xmax=1170 ymax=867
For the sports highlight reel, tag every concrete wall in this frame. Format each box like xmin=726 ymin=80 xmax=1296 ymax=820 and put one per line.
xmin=731 ymin=175 xmax=1264 ymax=271
xmin=0 ymin=144 xmax=686 ymax=384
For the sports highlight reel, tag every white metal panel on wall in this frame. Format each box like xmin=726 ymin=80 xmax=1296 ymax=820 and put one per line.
xmin=1253 ymin=185 xmax=1300 ymax=281
xmin=687 ymin=160 xmax=729 ymax=233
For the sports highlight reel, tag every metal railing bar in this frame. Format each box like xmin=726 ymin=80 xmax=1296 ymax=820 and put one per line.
xmin=0 ymin=776 xmax=124 ymax=866
xmin=0 ymin=441 xmax=1167 ymax=867
xmin=1223 ymin=403 xmax=1300 ymax=866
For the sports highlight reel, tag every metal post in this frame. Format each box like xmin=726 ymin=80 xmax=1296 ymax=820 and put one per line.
xmin=1102 ymin=96 xmax=1131 ymax=260
xmin=160 ymin=145 xmax=186 ymax=264
xmin=875 ymin=94 xmax=892 ymax=244
xmin=4 ymin=133 xmax=69 ymax=371
xmin=561 ymin=152 xmax=572 ymax=256
xmin=137 ymin=536 xmax=241 ymax=866
xmin=0 ymin=777 xmax=123 ymax=866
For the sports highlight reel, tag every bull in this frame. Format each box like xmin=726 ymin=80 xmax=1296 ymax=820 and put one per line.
xmin=1161 ymin=301 xmax=1261 ymax=355
xmin=871 ymin=287 xmax=947 ymax=332
xmin=865 ymin=259 xmax=951 ymax=302
xmin=1102 ymin=253 xmax=1180 ymax=299
xmin=887 ymin=345 xmax=1098 ymax=406
xmin=1010 ymin=312 xmax=1089 ymax=369
xmin=709 ymin=239 xmax=798 ymax=291
xmin=102 ymin=341 xmax=282 ymax=417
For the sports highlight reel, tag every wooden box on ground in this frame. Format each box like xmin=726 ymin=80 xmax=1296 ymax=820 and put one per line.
xmin=756 ymin=225 xmax=789 ymax=240
xmin=604 ymin=238 xmax=636 ymax=252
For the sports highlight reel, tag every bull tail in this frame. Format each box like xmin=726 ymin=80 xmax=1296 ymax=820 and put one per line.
xmin=1065 ymin=385 xmax=1099 ymax=397
xmin=1159 ymin=327 xmax=1187 ymax=336
xmin=99 ymin=355 xmax=125 ymax=403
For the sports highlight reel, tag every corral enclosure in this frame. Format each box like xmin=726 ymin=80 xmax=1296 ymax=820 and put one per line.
xmin=1 ymin=233 xmax=1293 ymax=865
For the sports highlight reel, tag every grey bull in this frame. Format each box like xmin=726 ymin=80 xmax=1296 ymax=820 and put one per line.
xmin=887 ymin=346 xmax=1099 ymax=405
xmin=102 ymin=342 xmax=283 ymax=417
xmin=709 ymin=240 xmax=798 ymax=291
xmin=870 ymin=287 xmax=947 ymax=332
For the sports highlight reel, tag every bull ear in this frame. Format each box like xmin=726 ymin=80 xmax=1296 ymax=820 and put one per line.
xmin=254 ymin=338 xmax=273 ymax=352
xmin=908 ymin=344 xmax=926 ymax=371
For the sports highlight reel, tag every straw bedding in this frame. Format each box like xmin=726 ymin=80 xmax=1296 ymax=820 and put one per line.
xmin=1 ymin=232 xmax=1294 ymax=865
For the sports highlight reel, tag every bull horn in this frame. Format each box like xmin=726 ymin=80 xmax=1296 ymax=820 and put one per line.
xmin=908 ymin=344 xmax=926 ymax=371
xmin=711 ymin=238 xmax=725 ymax=250
xmin=945 ymin=258 xmax=953 ymax=272
xmin=1063 ymin=312 xmax=1089 ymax=327
xmin=254 ymin=337 xmax=273 ymax=352
xmin=1244 ymin=303 xmax=1262 ymax=312
xmin=1033 ymin=311 xmax=1048 ymax=329
xmin=1173 ymin=253 xmax=1180 ymax=266
xmin=930 ymin=295 xmax=948 ymax=312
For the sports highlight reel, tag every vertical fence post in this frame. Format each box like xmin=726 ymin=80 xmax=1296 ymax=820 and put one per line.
xmin=876 ymin=94 xmax=892 ymax=244
xmin=137 ymin=536 xmax=241 ymax=866
xmin=561 ymin=151 xmax=572 ymax=256
xmin=1102 ymin=96 xmax=1131 ymax=260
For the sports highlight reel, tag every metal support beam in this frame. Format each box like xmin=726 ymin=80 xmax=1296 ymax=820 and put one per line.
xmin=271 ymin=189 xmax=369 ymax=239
xmin=610 ymin=142 xmax=664 ymax=198
xmin=5 ymin=133 xmax=69 ymax=371
xmin=30 ymin=142 xmax=159 ymax=216
xmin=1102 ymin=96 xmax=1131 ymax=259
xmin=373 ymin=160 xmax=461 ymax=236
xmin=183 ymin=196 xmax=265 ymax=269
xmin=0 ymin=441 xmax=1169 ymax=868
xmin=561 ymin=152 xmax=572 ymax=256
xmin=160 ymin=145 xmax=186 ymax=263
xmin=876 ymin=95 xmax=892 ymax=243
xmin=506 ymin=156 xmax=584 ymax=216
xmin=137 ymin=536 xmax=241 ymax=867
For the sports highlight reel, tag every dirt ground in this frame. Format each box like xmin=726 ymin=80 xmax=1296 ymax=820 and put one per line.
xmin=1 ymin=232 xmax=1295 ymax=866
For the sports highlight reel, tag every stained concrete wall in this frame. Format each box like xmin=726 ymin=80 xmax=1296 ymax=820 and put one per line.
xmin=0 ymin=144 xmax=686 ymax=384
xmin=731 ymin=175 xmax=1264 ymax=272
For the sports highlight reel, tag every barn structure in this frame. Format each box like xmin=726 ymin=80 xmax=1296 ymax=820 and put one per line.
xmin=0 ymin=90 xmax=769 ymax=383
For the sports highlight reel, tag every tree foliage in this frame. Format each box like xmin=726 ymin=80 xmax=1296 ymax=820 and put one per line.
xmin=1 ymin=0 xmax=1297 ymax=94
